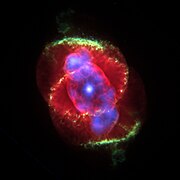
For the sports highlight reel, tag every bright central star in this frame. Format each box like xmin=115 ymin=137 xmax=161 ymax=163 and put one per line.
xmin=86 ymin=85 xmax=93 ymax=93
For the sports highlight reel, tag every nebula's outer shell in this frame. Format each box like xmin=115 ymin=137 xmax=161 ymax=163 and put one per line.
xmin=36 ymin=38 xmax=146 ymax=150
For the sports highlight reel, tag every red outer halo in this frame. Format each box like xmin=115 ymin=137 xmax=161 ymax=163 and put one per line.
xmin=36 ymin=37 xmax=146 ymax=147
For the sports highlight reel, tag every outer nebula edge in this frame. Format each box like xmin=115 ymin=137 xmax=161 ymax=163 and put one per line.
xmin=36 ymin=37 xmax=146 ymax=165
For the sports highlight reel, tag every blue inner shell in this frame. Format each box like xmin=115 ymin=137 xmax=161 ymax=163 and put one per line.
xmin=64 ymin=49 xmax=119 ymax=135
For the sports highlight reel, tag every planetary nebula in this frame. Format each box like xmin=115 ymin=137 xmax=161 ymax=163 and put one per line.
xmin=36 ymin=37 xmax=146 ymax=164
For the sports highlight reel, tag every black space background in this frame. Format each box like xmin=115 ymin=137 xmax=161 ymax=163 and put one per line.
xmin=1 ymin=1 xmax=179 ymax=179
